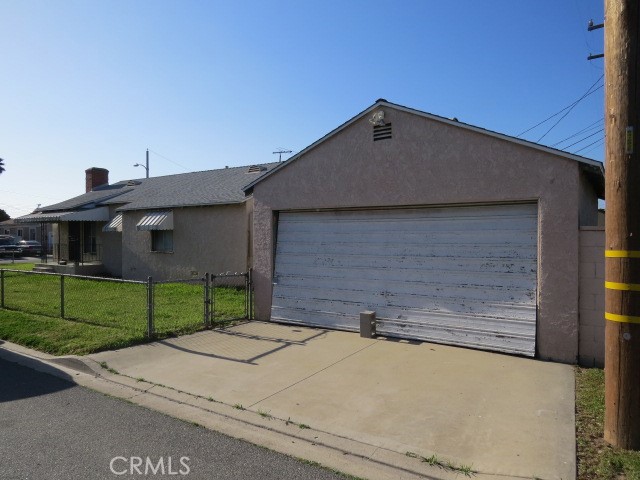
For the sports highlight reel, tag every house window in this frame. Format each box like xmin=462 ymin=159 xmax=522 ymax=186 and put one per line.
xmin=17 ymin=229 xmax=22 ymax=238
xmin=29 ymin=228 xmax=36 ymax=241
xmin=151 ymin=230 xmax=173 ymax=253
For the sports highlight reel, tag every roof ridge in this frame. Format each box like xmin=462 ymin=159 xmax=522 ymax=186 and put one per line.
xmin=130 ymin=161 xmax=280 ymax=182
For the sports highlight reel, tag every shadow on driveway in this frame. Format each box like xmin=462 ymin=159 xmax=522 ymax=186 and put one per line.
xmin=156 ymin=325 xmax=329 ymax=365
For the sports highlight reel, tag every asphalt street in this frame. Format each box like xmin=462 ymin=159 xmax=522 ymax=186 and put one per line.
xmin=0 ymin=358 xmax=346 ymax=480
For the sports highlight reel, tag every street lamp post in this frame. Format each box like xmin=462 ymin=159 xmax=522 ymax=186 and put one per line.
xmin=134 ymin=149 xmax=150 ymax=178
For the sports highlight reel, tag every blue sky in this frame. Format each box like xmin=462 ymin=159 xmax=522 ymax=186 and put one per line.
xmin=0 ymin=1 xmax=605 ymax=218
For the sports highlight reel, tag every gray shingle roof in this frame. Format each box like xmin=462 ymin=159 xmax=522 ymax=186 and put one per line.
xmin=40 ymin=182 xmax=136 ymax=212
xmin=39 ymin=163 xmax=279 ymax=213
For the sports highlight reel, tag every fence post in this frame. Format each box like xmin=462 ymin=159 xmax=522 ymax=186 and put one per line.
xmin=244 ymin=271 xmax=249 ymax=319
xmin=1 ymin=270 xmax=4 ymax=309
xmin=211 ymin=274 xmax=216 ymax=324
xmin=147 ymin=276 xmax=155 ymax=338
xmin=248 ymin=268 xmax=253 ymax=320
xmin=203 ymin=272 xmax=210 ymax=327
xmin=60 ymin=274 xmax=65 ymax=319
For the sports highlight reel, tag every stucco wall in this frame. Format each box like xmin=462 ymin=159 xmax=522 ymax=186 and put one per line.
xmin=121 ymin=203 xmax=250 ymax=281
xmin=251 ymin=106 xmax=598 ymax=363
xmin=101 ymin=206 xmax=123 ymax=277
xmin=579 ymin=227 xmax=605 ymax=367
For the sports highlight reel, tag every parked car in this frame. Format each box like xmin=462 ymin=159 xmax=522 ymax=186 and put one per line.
xmin=0 ymin=235 xmax=22 ymax=258
xmin=18 ymin=240 xmax=42 ymax=256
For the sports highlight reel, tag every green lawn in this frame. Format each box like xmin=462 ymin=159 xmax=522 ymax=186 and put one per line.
xmin=0 ymin=265 xmax=248 ymax=355
xmin=0 ymin=309 xmax=147 ymax=355
xmin=576 ymin=367 xmax=640 ymax=479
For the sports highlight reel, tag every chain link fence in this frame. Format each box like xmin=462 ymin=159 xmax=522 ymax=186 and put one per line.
xmin=0 ymin=269 xmax=253 ymax=339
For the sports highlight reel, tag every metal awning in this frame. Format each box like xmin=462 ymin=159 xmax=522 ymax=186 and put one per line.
xmin=102 ymin=213 xmax=123 ymax=232
xmin=15 ymin=207 xmax=110 ymax=223
xmin=136 ymin=211 xmax=173 ymax=231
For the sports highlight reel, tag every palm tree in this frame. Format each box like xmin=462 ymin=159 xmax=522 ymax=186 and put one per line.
xmin=0 ymin=158 xmax=4 ymax=174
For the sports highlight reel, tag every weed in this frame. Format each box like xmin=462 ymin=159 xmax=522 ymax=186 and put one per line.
xmin=418 ymin=453 xmax=476 ymax=476
xmin=422 ymin=454 xmax=439 ymax=466
xmin=257 ymin=409 xmax=272 ymax=419
xmin=98 ymin=361 xmax=119 ymax=375
xmin=233 ymin=404 xmax=245 ymax=410
xmin=298 ymin=423 xmax=310 ymax=430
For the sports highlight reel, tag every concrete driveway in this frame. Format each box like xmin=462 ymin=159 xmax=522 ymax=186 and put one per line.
xmin=89 ymin=321 xmax=575 ymax=479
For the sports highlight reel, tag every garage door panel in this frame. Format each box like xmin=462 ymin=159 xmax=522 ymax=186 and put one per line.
xmin=376 ymin=319 xmax=535 ymax=356
xmin=277 ymin=229 xmax=537 ymax=246
xmin=273 ymin=279 xmax=535 ymax=306
xmin=278 ymin=210 xmax=537 ymax=234
xmin=271 ymin=204 xmax=538 ymax=356
xmin=275 ymin=254 xmax=536 ymax=275
xmin=276 ymin=242 xmax=536 ymax=260
xmin=374 ymin=309 xmax=536 ymax=335
xmin=275 ymin=268 xmax=536 ymax=289
xmin=272 ymin=303 xmax=536 ymax=336
xmin=273 ymin=288 xmax=536 ymax=321
xmin=271 ymin=307 xmax=358 ymax=331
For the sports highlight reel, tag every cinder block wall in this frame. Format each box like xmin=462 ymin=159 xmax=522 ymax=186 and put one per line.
xmin=579 ymin=226 xmax=605 ymax=367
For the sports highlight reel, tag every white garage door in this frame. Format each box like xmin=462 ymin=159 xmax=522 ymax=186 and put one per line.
xmin=271 ymin=204 xmax=538 ymax=356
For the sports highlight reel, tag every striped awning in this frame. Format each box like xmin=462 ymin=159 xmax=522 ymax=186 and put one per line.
xmin=15 ymin=206 xmax=110 ymax=223
xmin=102 ymin=214 xmax=123 ymax=232
xmin=136 ymin=211 xmax=173 ymax=231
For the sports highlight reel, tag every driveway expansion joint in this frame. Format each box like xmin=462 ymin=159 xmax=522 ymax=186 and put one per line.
xmin=248 ymin=339 xmax=381 ymax=408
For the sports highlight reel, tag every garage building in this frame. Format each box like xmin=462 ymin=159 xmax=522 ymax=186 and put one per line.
xmin=245 ymin=100 xmax=604 ymax=363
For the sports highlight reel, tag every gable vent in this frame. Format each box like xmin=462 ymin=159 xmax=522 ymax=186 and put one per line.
xmin=373 ymin=123 xmax=392 ymax=141
xmin=247 ymin=165 xmax=267 ymax=173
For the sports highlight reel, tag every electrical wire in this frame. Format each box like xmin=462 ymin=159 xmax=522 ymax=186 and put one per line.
xmin=551 ymin=118 xmax=604 ymax=147
xmin=516 ymin=74 xmax=603 ymax=138
xmin=537 ymin=78 xmax=604 ymax=142
xmin=561 ymin=128 xmax=605 ymax=150
xmin=573 ymin=136 xmax=605 ymax=154
xmin=580 ymin=138 xmax=605 ymax=156
xmin=148 ymin=149 xmax=190 ymax=171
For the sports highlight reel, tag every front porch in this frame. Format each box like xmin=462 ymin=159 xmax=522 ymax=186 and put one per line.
xmin=33 ymin=261 xmax=106 ymax=276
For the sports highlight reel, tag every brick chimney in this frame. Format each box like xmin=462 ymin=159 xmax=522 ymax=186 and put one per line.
xmin=85 ymin=167 xmax=109 ymax=192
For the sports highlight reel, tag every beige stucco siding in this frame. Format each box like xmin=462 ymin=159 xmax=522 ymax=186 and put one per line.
xmin=100 ymin=205 xmax=124 ymax=277
xmin=252 ymin=107 xmax=592 ymax=363
xmin=121 ymin=203 xmax=249 ymax=282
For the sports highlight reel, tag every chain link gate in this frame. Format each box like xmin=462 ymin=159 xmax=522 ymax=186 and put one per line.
xmin=203 ymin=270 xmax=252 ymax=327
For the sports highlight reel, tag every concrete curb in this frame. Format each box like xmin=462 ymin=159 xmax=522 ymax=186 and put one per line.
xmin=0 ymin=340 xmax=503 ymax=480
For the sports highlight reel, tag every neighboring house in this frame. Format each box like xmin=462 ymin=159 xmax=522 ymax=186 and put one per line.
xmin=0 ymin=219 xmax=53 ymax=252
xmin=244 ymin=99 xmax=605 ymax=364
xmin=16 ymin=164 xmax=277 ymax=280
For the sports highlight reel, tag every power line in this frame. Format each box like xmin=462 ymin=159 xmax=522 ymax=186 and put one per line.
xmin=148 ymin=149 xmax=190 ymax=171
xmin=561 ymin=128 xmax=605 ymax=150
xmin=536 ymin=78 xmax=604 ymax=142
xmin=516 ymin=74 xmax=603 ymax=138
xmin=551 ymin=118 xmax=604 ymax=147
xmin=580 ymin=138 xmax=605 ymax=156
xmin=573 ymin=136 xmax=605 ymax=154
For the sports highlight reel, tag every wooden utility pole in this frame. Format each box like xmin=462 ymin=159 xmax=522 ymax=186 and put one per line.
xmin=604 ymin=0 xmax=640 ymax=450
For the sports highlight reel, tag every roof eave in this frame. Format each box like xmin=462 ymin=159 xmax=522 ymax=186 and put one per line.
xmin=116 ymin=199 xmax=246 ymax=212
